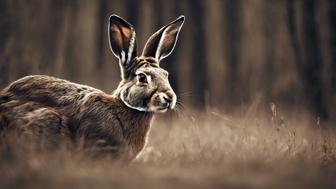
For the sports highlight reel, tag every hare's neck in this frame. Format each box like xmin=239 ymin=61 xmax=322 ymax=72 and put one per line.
xmin=117 ymin=101 xmax=154 ymax=131
xmin=112 ymin=94 xmax=154 ymax=154
xmin=112 ymin=87 xmax=154 ymax=133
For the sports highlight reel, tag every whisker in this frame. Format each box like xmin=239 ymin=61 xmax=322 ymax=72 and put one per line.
xmin=172 ymin=100 xmax=185 ymax=118
xmin=176 ymin=101 xmax=185 ymax=109
xmin=178 ymin=91 xmax=194 ymax=98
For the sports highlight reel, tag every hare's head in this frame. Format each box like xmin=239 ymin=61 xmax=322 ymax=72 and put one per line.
xmin=109 ymin=15 xmax=184 ymax=112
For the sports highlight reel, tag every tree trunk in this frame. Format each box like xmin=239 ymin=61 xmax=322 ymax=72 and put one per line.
xmin=97 ymin=0 xmax=108 ymax=68
xmin=328 ymin=0 xmax=336 ymax=93
xmin=189 ymin=0 xmax=207 ymax=109
xmin=224 ymin=0 xmax=241 ymax=108
xmin=287 ymin=0 xmax=328 ymax=119
xmin=0 ymin=0 xmax=12 ymax=88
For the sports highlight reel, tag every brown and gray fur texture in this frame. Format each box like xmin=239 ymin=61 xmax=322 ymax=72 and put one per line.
xmin=0 ymin=15 xmax=185 ymax=161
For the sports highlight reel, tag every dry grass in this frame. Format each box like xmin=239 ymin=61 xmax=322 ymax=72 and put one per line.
xmin=1 ymin=104 xmax=336 ymax=189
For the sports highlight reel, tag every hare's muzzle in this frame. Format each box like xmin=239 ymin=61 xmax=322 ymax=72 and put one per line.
xmin=162 ymin=90 xmax=177 ymax=110
xmin=150 ymin=90 xmax=176 ymax=112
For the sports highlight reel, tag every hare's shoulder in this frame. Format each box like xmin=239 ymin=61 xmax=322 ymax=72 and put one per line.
xmin=1 ymin=75 xmax=102 ymax=107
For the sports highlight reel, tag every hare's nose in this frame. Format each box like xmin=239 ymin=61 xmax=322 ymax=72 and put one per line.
xmin=163 ymin=91 xmax=176 ymax=109
xmin=163 ymin=96 xmax=172 ymax=104
xmin=160 ymin=95 xmax=171 ymax=108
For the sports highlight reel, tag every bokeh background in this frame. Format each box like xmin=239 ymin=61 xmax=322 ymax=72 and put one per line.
xmin=0 ymin=0 xmax=335 ymax=121
xmin=1 ymin=1 xmax=336 ymax=188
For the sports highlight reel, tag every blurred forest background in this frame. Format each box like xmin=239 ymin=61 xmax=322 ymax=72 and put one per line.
xmin=0 ymin=0 xmax=335 ymax=122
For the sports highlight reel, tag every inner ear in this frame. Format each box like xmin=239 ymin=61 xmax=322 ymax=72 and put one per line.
xmin=109 ymin=15 xmax=137 ymax=67
xmin=156 ymin=26 xmax=180 ymax=59
xmin=142 ymin=16 xmax=185 ymax=61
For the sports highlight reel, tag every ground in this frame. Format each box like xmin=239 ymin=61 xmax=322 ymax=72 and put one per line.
xmin=1 ymin=105 xmax=336 ymax=189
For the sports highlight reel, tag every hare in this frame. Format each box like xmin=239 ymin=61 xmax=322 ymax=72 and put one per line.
xmin=0 ymin=15 xmax=185 ymax=161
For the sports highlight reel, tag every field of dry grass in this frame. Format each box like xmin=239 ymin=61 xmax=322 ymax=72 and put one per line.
xmin=1 ymin=103 xmax=336 ymax=189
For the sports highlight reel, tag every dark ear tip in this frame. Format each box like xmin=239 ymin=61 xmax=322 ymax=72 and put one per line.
xmin=109 ymin=14 xmax=122 ymax=22
xmin=172 ymin=15 xmax=185 ymax=26
xmin=109 ymin=14 xmax=118 ymax=19
xmin=177 ymin=15 xmax=185 ymax=21
xmin=109 ymin=14 xmax=134 ymax=29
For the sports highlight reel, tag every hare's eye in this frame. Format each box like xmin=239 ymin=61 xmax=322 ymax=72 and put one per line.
xmin=137 ymin=73 xmax=148 ymax=83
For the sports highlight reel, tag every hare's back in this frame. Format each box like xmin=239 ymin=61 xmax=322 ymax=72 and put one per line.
xmin=0 ymin=75 xmax=101 ymax=107
xmin=0 ymin=75 xmax=99 ymax=142
xmin=0 ymin=100 xmax=70 ymax=145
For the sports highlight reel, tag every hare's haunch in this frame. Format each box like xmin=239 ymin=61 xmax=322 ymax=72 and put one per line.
xmin=0 ymin=15 xmax=185 ymax=161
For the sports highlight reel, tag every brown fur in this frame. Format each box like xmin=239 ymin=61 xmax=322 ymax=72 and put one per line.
xmin=0 ymin=75 xmax=153 ymax=160
xmin=0 ymin=14 xmax=184 ymax=161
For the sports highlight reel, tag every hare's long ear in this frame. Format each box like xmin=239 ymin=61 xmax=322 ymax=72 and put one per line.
xmin=142 ymin=15 xmax=185 ymax=61
xmin=109 ymin=15 xmax=137 ymax=67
